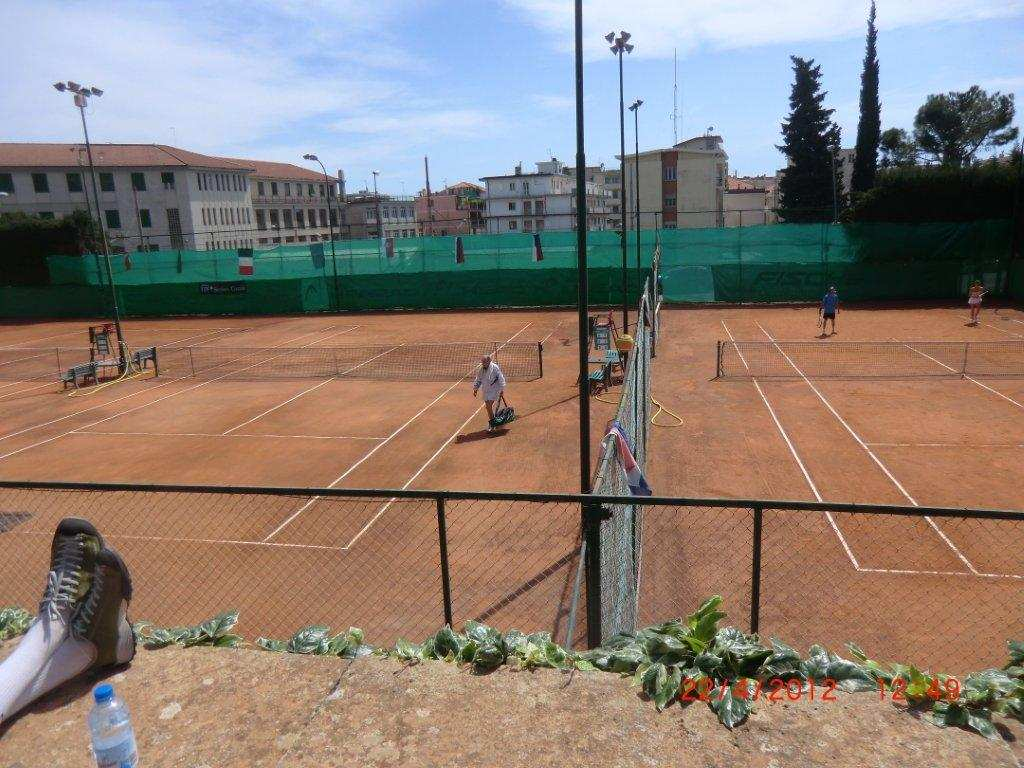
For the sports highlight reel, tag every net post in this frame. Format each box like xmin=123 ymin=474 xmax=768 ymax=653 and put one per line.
xmin=151 ymin=346 xmax=159 ymax=377
xmin=961 ymin=342 xmax=969 ymax=378
xmin=435 ymin=496 xmax=454 ymax=628
xmin=188 ymin=347 xmax=195 ymax=378
xmin=583 ymin=500 xmax=604 ymax=648
xmin=55 ymin=347 xmax=63 ymax=378
xmin=750 ymin=505 xmax=763 ymax=635
xmin=538 ymin=341 xmax=544 ymax=379
xmin=716 ymin=341 xmax=723 ymax=378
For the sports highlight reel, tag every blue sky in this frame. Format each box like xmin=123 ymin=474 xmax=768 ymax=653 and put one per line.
xmin=3 ymin=1 xmax=1022 ymax=194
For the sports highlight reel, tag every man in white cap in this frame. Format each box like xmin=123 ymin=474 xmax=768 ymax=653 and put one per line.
xmin=472 ymin=354 xmax=507 ymax=432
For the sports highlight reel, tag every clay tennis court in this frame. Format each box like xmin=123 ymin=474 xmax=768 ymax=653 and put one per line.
xmin=643 ymin=302 xmax=1024 ymax=670
xmin=0 ymin=310 xmax=620 ymax=645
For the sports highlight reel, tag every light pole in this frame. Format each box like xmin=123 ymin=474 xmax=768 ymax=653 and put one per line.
xmin=606 ymin=30 xmax=633 ymax=332
xmin=830 ymin=148 xmax=839 ymax=223
xmin=371 ymin=170 xmax=384 ymax=243
xmin=629 ymin=98 xmax=643 ymax=293
xmin=53 ymin=80 xmax=125 ymax=369
xmin=303 ymin=153 xmax=340 ymax=311
xmin=574 ymin=2 xmax=591 ymax=493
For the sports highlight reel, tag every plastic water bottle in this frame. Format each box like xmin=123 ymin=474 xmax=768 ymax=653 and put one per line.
xmin=87 ymin=683 xmax=139 ymax=768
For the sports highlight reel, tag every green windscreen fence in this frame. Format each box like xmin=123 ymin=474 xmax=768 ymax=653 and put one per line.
xmin=659 ymin=219 xmax=1013 ymax=303
xmin=0 ymin=222 xmax=1015 ymax=318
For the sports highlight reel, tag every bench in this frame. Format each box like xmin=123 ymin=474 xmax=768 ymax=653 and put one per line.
xmin=60 ymin=347 xmax=156 ymax=390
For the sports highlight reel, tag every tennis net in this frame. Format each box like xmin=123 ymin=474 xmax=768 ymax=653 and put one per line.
xmin=154 ymin=341 xmax=544 ymax=382
xmin=0 ymin=347 xmax=92 ymax=381
xmin=717 ymin=340 xmax=1024 ymax=379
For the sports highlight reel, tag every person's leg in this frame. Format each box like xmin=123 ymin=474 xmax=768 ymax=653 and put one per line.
xmin=0 ymin=519 xmax=104 ymax=723
xmin=484 ymin=399 xmax=495 ymax=430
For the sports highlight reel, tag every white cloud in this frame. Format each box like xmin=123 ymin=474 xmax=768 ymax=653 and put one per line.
xmin=332 ymin=109 xmax=501 ymax=137
xmin=502 ymin=0 xmax=1024 ymax=59
xmin=534 ymin=94 xmax=577 ymax=110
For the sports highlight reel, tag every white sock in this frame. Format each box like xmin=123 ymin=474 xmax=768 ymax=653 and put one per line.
xmin=0 ymin=609 xmax=71 ymax=723
xmin=1 ymin=604 xmax=133 ymax=721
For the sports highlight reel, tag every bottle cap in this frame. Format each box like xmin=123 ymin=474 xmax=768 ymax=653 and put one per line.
xmin=93 ymin=683 xmax=114 ymax=703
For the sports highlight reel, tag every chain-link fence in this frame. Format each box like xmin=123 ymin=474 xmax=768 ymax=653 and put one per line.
xmin=0 ymin=482 xmax=1019 ymax=672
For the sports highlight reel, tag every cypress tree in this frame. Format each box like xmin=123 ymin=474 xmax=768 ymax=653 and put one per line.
xmin=777 ymin=57 xmax=843 ymax=223
xmin=851 ymin=1 xmax=881 ymax=194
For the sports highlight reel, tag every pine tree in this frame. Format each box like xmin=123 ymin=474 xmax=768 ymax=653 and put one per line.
xmin=851 ymin=1 xmax=881 ymax=194
xmin=777 ymin=57 xmax=844 ymax=223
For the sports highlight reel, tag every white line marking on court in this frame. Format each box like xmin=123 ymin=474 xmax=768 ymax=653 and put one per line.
xmin=73 ymin=429 xmax=386 ymax=440
xmin=540 ymin=319 xmax=564 ymax=345
xmin=721 ymin=321 xmax=860 ymax=568
xmin=868 ymin=442 xmax=1024 ymax=448
xmin=0 ymin=381 xmax=55 ymax=399
xmin=0 ymin=330 xmax=82 ymax=348
xmin=894 ymin=338 xmax=1024 ymax=411
xmin=0 ymin=350 xmax=54 ymax=369
xmin=977 ymin=319 xmax=1024 ymax=338
xmin=264 ymin=323 xmax=534 ymax=543
xmin=0 ymin=327 xmax=344 ymax=462
xmin=155 ymin=328 xmax=230 ymax=346
xmin=756 ymin=320 xmax=979 ymax=575
xmin=220 ymin=342 xmax=399 ymax=435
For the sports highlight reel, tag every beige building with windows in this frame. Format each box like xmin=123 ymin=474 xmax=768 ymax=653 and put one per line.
xmin=237 ymin=160 xmax=337 ymax=248
xmin=621 ymin=135 xmax=728 ymax=229
xmin=724 ymin=174 xmax=779 ymax=226
xmin=342 ymin=192 xmax=418 ymax=240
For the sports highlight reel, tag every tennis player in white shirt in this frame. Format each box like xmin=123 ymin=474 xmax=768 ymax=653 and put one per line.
xmin=472 ymin=355 xmax=506 ymax=432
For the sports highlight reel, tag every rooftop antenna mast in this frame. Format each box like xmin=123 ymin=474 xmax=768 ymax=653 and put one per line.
xmin=672 ymin=48 xmax=679 ymax=144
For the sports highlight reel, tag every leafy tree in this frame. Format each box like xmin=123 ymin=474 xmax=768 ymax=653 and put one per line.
xmin=851 ymin=1 xmax=881 ymax=194
xmin=777 ymin=56 xmax=845 ymax=222
xmin=878 ymin=128 xmax=918 ymax=168
xmin=913 ymin=86 xmax=1018 ymax=166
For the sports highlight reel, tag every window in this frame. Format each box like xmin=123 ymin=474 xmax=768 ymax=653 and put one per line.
xmin=139 ymin=209 xmax=152 ymax=228
xmin=284 ymin=183 xmax=291 ymax=196
xmin=535 ymin=219 xmax=545 ymax=231
xmin=32 ymin=173 xmax=49 ymax=193
xmin=523 ymin=220 xmax=533 ymax=232
xmin=99 ymin=173 xmax=115 ymax=192
xmin=391 ymin=207 xmax=398 ymax=219
xmin=269 ymin=210 xmax=280 ymax=227
xmin=256 ymin=210 xmax=266 ymax=230
xmin=202 ymin=209 xmax=208 ymax=225
xmin=296 ymin=210 xmax=305 ymax=229
xmin=509 ymin=182 xmax=517 ymax=190
xmin=308 ymin=209 xmax=315 ymax=228
xmin=508 ymin=201 xmax=516 ymax=211
xmin=664 ymin=195 xmax=677 ymax=208
xmin=271 ymin=181 xmax=279 ymax=196
xmin=319 ymin=184 xmax=325 ymax=197
xmin=230 ymin=208 xmax=235 ymax=225
xmin=105 ymin=209 xmax=121 ymax=228
xmin=523 ymin=181 xmax=530 ymax=194
xmin=663 ymin=166 xmax=677 ymax=182
xmin=258 ymin=181 xmax=265 ymax=196
xmin=64 ymin=172 xmax=83 ymax=193
xmin=523 ymin=200 xmax=532 ymax=215
xmin=285 ymin=235 xmax=295 ymax=243
xmin=319 ymin=209 xmax=328 ymax=227
xmin=245 ymin=209 xmax=250 ymax=224
xmin=535 ymin=200 xmax=544 ymax=214
xmin=508 ymin=220 xmax=518 ymax=231
xmin=131 ymin=172 xmax=146 ymax=192
xmin=0 ymin=173 xmax=13 ymax=193
xmin=39 ymin=211 xmax=55 ymax=220
xmin=283 ymin=210 xmax=293 ymax=228
xmin=161 ymin=172 xmax=175 ymax=189
xmin=308 ymin=184 xmax=315 ymax=196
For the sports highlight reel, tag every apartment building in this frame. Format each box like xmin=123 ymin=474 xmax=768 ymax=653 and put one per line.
xmin=567 ymin=165 xmax=620 ymax=230
xmin=621 ymin=135 xmax=728 ymax=228
xmin=235 ymin=159 xmax=338 ymax=247
xmin=480 ymin=158 xmax=611 ymax=234
xmin=0 ymin=143 xmax=255 ymax=252
xmin=724 ymin=173 xmax=779 ymax=226
xmin=415 ymin=182 xmax=485 ymax=236
xmin=343 ymin=192 xmax=417 ymax=240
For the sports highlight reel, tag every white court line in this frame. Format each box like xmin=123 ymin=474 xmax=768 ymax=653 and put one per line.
xmin=721 ymin=321 xmax=860 ymax=568
xmin=0 ymin=381 xmax=55 ymax=399
xmin=264 ymin=323 xmax=534 ymax=543
xmin=756 ymin=320 xmax=979 ymax=575
xmin=894 ymin=338 xmax=1024 ymax=411
xmin=220 ymin=341 xmax=397 ymax=435
xmin=868 ymin=442 xmax=1024 ymax=448
xmin=0 ymin=330 xmax=82 ymax=348
xmin=0 ymin=327 xmax=345 ymax=463
xmin=73 ymin=430 xmax=386 ymax=440
xmin=153 ymin=328 xmax=230 ymax=346
xmin=0 ymin=350 xmax=54 ymax=369
xmin=0 ymin=325 xmax=339 ymax=447
xmin=540 ymin=319 xmax=564 ymax=345
xmin=977 ymin=319 xmax=1024 ymax=338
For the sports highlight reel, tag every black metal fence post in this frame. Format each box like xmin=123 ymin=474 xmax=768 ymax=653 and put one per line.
xmin=583 ymin=501 xmax=604 ymax=648
xmin=961 ymin=342 xmax=970 ymax=378
xmin=435 ymin=496 xmax=454 ymax=628
xmin=750 ymin=505 xmax=763 ymax=635
xmin=716 ymin=341 xmax=723 ymax=379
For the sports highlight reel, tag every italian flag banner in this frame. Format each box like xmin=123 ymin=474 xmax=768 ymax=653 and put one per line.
xmin=237 ymin=248 xmax=254 ymax=276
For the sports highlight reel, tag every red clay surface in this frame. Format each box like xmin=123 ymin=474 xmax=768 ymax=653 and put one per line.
xmin=645 ymin=303 xmax=1024 ymax=671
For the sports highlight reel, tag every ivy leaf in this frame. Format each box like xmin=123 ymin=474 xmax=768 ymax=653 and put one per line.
xmin=463 ymin=621 xmax=503 ymax=648
xmin=256 ymin=637 xmax=286 ymax=652
xmin=432 ymin=626 xmax=465 ymax=661
xmin=286 ymin=625 xmax=332 ymax=655
xmin=654 ymin=666 xmax=682 ymax=712
xmin=710 ymin=684 xmax=753 ymax=729
xmin=932 ymin=700 xmax=998 ymax=739
xmin=1007 ymin=641 xmax=1024 ymax=667
xmin=759 ymin=639 xmax=802 ymax=679
xmin=685 ymin=596 xmax=725 ymax=652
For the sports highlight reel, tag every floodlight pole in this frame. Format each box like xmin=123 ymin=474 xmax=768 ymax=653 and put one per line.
xmin=630 ymin=99 xmax=643 ymax=295
xmin=575 ymin=0 xmax=590 ymax=495
xmin=304 ymin=154 xmax=339 ymax=312
xmin=616 ymin=44 xmax=628 ymax=332
xmin=59 ymin=83 xmax=125 ymax=368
